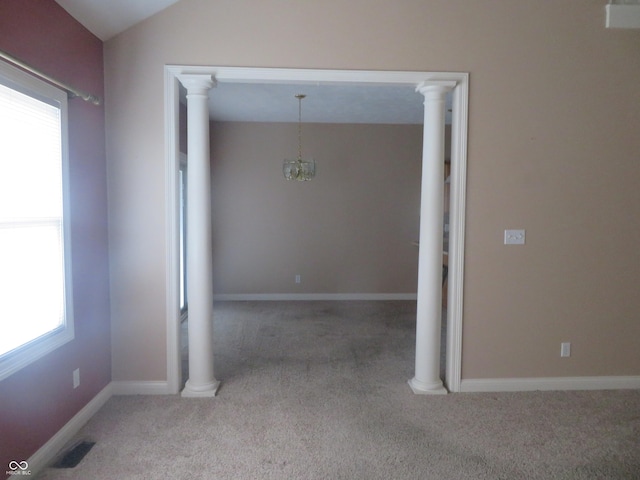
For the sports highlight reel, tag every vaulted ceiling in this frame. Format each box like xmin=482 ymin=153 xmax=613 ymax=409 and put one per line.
xmin=55 ymin=0 xmax=181 ymax=41
xmin=54 ymin=0 xmax=450 ymax=125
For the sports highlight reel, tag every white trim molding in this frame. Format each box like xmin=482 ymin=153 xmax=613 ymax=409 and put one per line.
xmin=461 ymin=376 xmax=640 ymax=393
xmin=164 ymin=66 xmax=182 ymax=395
xmin=444 ymin=74 xmax=468 ymax=394
xmin=27 ymin=383 xmax=113 ymax=477
xmin=213 ymin=293 xmax=417 ymax=301
xmin=111 ymin=381 xmax=171 ymax=395
xmin=164 ymin=66 xmax=469 ymax=395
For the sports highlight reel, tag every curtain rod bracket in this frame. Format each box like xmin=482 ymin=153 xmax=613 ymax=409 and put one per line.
xmin=69 ymin=91 xmax=102 ymax=106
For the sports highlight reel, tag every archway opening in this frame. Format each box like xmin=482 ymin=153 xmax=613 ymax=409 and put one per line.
xmin=164 ymin=67 xmax=468 ymax=395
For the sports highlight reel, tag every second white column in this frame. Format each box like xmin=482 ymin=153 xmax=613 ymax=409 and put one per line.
xmin=409 ymin=81 xmax=455 ymax=395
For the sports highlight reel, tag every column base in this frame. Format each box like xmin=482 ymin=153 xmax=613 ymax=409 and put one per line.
xmin=181 ymin=379 xmax=221 ymax=398
xmin=408 ymin=377 xmax=448 ymax=395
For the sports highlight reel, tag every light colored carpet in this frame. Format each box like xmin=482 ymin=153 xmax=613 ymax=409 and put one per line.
xmin=37 ymin=301 xmax=640 ymax=479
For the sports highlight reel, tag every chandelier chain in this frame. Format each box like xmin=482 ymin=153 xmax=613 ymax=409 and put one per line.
xmin=296 ymin=94 xmax=305 ymax=160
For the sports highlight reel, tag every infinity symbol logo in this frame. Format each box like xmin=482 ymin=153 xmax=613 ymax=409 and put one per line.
xmin=8 ymin=460 xmax=28 ymax=471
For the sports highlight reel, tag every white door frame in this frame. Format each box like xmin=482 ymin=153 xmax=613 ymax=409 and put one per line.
xmin=163 ymin=66 xmax=468 ymax=394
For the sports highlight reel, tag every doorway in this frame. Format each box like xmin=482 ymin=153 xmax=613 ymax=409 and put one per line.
xmin=164 ymin=67 xmax=469 ymax=394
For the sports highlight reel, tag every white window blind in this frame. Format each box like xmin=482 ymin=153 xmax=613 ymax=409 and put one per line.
xmin=0 ymin=62 xmax=73 ymax=379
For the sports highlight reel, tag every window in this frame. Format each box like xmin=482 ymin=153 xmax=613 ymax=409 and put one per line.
xmin=0 ymin=61 xmax=73 ymax=381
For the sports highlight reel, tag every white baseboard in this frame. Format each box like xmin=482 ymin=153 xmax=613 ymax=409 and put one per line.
xmin=27 ymin=383 xmax=113 ymax=477
xmin=111 ymin=380 xmax=171 ymax=395
xmin=461 ymin=376 xmax=640 ymax=393
xmin=213 ymin=293 xmax=417 ymax=301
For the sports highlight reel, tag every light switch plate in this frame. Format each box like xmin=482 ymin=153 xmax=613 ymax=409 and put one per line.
xmin=504 ymin=229 xmax=526 ymax=245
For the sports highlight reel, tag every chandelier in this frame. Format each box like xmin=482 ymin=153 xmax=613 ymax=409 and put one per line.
xmin=283 ymin=94 xmax=315 ymax=181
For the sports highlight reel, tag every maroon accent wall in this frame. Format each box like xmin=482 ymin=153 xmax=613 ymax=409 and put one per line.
xmin=0 ymin=1 xmax=110 ymax=476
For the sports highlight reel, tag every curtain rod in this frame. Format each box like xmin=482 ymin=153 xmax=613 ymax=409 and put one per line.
xmin=0 ymin=49 xmax=101 ymax=106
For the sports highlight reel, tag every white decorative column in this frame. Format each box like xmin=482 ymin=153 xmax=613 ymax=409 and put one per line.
xmin=409 ymin=81 xmax=456 ymax=395
xmin=178 ymin=74 xmax=220 ymax=397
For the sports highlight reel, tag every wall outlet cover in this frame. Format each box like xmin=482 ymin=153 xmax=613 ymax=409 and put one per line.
xmin=504 ymin=229 xmax=526 ymax=245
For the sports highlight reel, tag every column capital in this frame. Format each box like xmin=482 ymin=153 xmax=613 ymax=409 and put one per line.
xmin=177 ymin=74 xmax=217 ymax=94
xmin=416 ymin=80 xmax=457 ymax=99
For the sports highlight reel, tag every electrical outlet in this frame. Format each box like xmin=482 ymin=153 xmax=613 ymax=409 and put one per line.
xmin=295 ymin=274 xmax=301 ymax=284
xmin=73 ymin=368 xmax=80 ymax=389
xmin=504 ymin=229 xmax=526 ymax=245
xmin=560 ymin=342 xmax=571 ymax=358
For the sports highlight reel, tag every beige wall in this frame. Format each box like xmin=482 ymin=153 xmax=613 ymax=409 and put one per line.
xmin=210 ymin=121 xmax=422 ymax=295
xmin=105 ymin=0 xmax=640 ymax=382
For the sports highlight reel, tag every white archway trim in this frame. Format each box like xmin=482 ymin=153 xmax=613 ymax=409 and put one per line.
xmin=164 ymin=66 xmax=469 ymax=394
xmin=446 ymin=75 xmax=469 ymax=393
xmin=164 ymin=66 xmax=182 ymax=394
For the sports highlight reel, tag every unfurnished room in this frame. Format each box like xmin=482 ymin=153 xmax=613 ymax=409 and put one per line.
xmin=1 ymin=1 xmax=639 ymax=479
